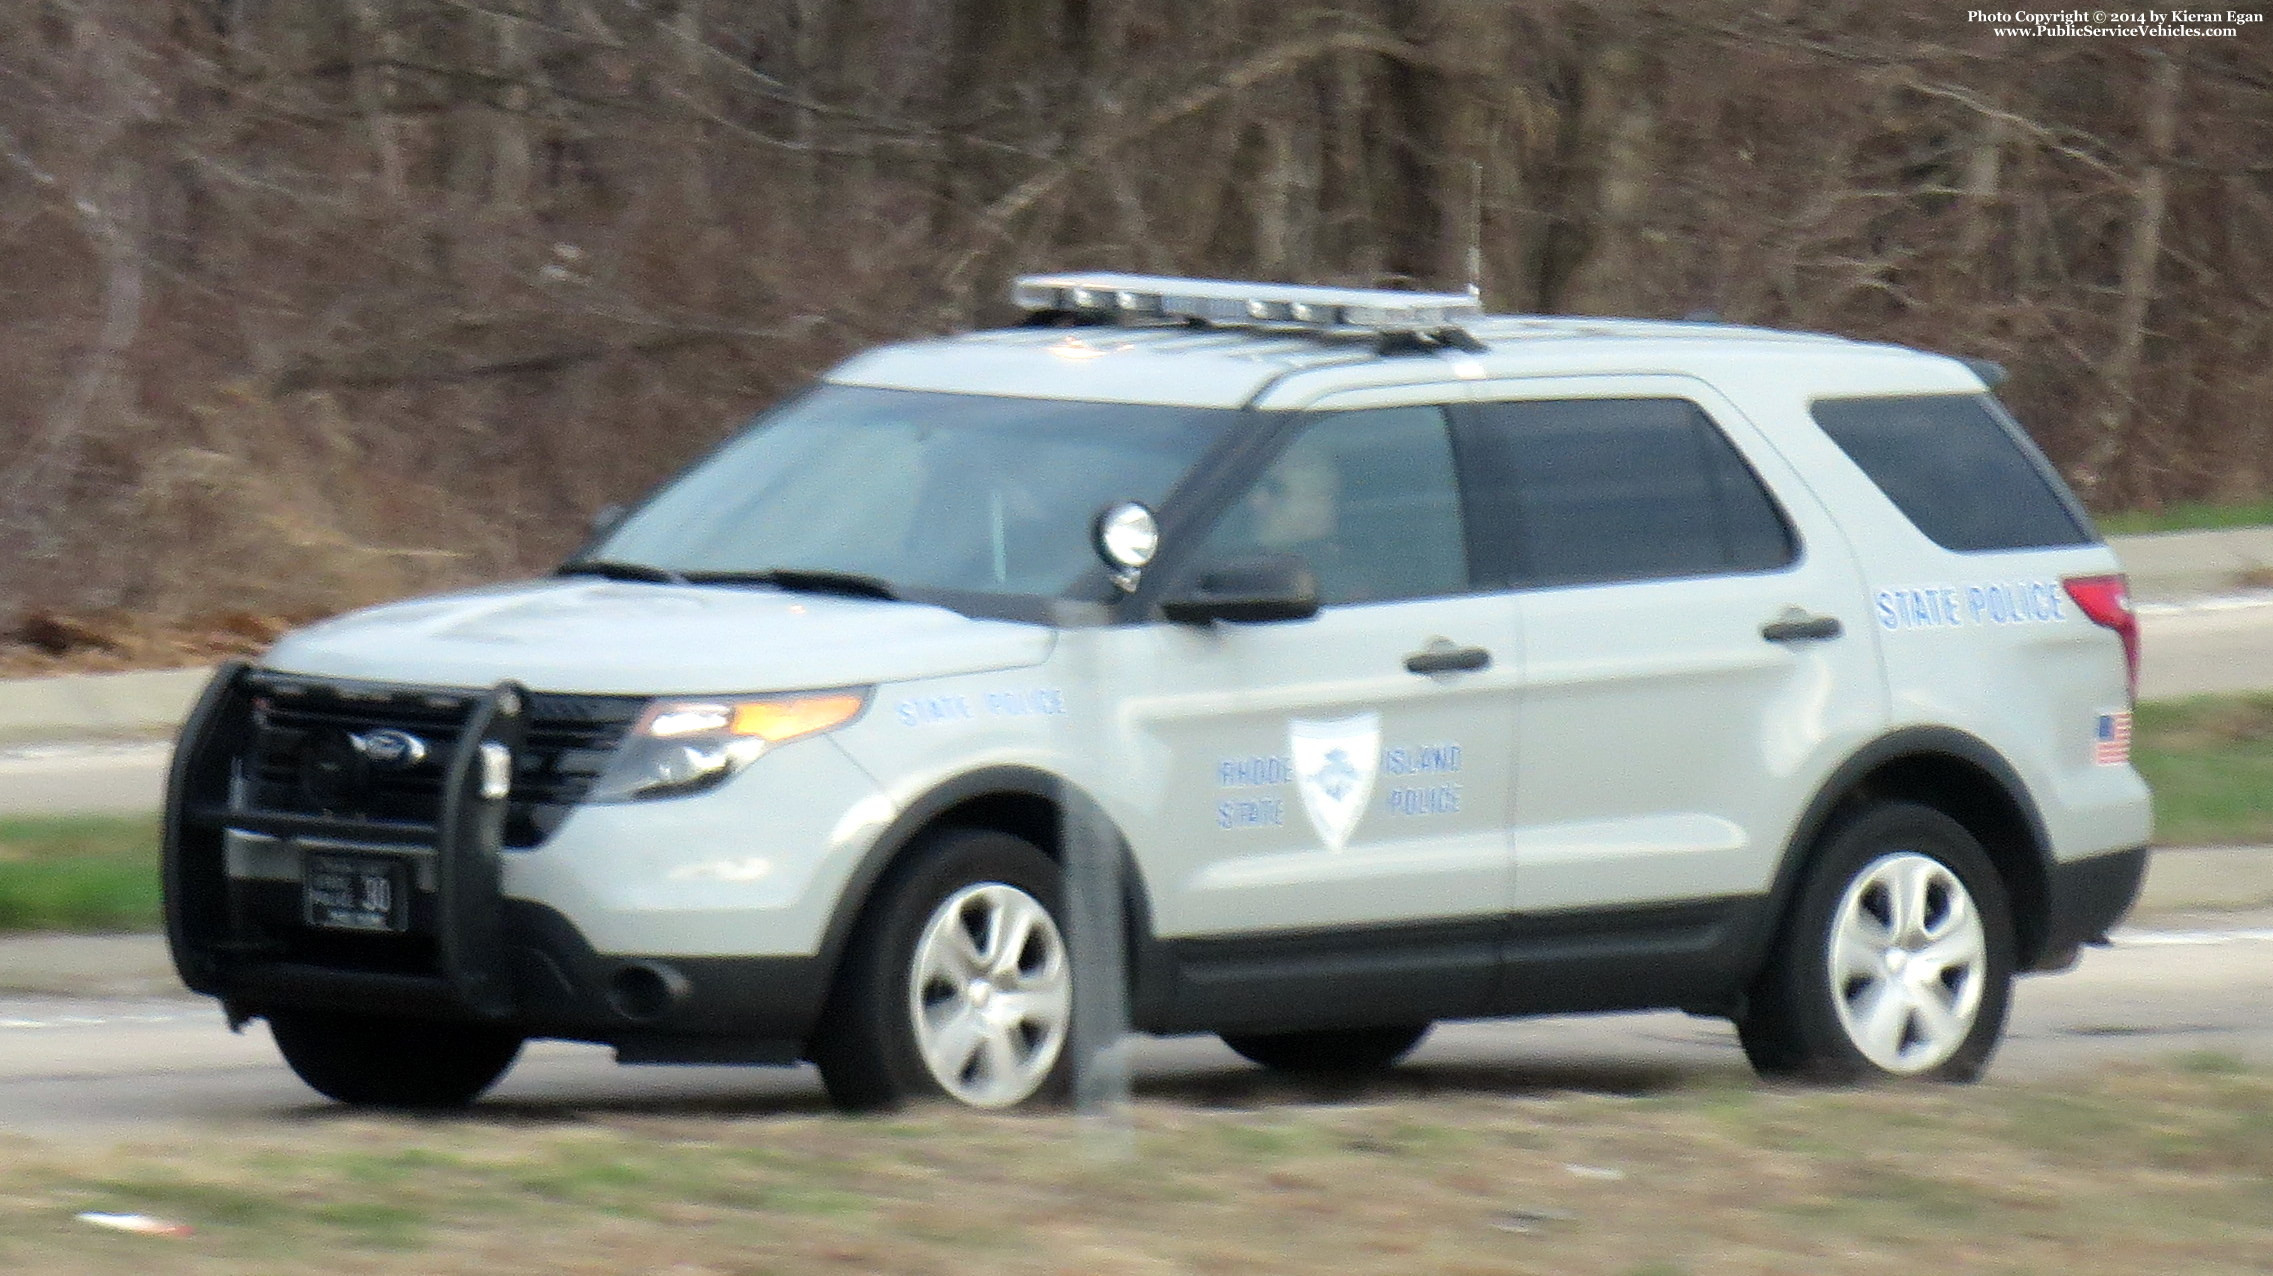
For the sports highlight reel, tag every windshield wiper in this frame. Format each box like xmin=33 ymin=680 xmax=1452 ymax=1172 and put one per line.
xmin=556 ymin=559 xmax=689 ymax=585
xmin=683 ymin=568 xmax=899 ymax=600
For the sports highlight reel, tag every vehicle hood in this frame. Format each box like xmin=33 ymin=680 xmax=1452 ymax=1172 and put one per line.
xmin=261 ymin=579 xmax=1056 ymax=694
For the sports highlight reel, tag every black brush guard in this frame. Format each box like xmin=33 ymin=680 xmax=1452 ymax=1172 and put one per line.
xmin=164 ymin=661 xmax=529 ymax=1022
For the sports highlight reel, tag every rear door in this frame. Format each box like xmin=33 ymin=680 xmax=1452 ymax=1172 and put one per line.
xmin=1457 ymin=377 xmax=1888 ymax=913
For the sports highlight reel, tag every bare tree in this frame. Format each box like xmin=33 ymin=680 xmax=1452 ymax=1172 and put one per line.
xmin=2 ymin=2 xmax=2271 ymax=640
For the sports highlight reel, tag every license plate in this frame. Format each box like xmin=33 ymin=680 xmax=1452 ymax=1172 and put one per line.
xmin=303 ymin=854 xmax=409 ymax=933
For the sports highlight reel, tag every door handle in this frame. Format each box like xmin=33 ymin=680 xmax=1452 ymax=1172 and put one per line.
xmin=1405 ymin=641 xmax=1492 ymax=675
xmin=1760 ymin=610 xmax=1844 ymax=643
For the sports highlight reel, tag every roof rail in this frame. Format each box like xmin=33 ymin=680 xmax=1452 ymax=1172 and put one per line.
xmin=1012 ymin=272 xmax=1484 ymax=353
xmin=1957 ymin=356 xmax=2010 ymax=388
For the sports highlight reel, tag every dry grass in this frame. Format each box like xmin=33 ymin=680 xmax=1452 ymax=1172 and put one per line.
xmin=0 ymin=383 xmax=499 ymax=678
xmin=0 ymin=609 xmax=302 ymax=679
xmin=4 ymin=1063 xmax=2271 ymax=1275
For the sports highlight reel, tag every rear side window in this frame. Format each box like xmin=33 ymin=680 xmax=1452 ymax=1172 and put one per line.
xmin=1461 ymin=398 xmax=1796 ymax=589
xmin=1810 ymin=394 xmax=2091 ymax=552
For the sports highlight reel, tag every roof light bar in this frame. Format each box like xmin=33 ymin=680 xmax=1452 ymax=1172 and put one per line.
xmin=1013 ymin=272 xmax=1483 ymax=334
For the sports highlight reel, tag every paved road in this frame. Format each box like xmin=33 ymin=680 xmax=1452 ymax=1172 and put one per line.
xmin=2 ymin=593 xmax=2267 ymax=1136
xmin=2137 ymin=595 xmax=2273 ymax=699
xmin=0 ymin=740 xmax=170 ymax=817
xmin=5 ymin=913 xmax=2271 ymax=1138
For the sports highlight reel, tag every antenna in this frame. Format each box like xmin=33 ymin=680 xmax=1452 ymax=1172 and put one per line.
xmin=1465 ymin=160 xmax=1484 ymax=308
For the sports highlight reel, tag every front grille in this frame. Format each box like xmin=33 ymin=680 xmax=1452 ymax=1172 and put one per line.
xmin=514 ymin=694 xmax=646 ymax=844
xmin=241 ymin=674 xmax=643 ymax=848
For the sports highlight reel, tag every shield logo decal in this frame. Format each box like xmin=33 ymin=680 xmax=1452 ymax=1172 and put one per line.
xmin=1289 ymin=712 xmax=1381 ymax=852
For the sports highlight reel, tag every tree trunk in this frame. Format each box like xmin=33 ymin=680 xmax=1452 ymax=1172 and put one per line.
xmin=1954 ymin=112 xmax=2006 ymax=269
xmin=2087 ymin=49 xmax=2182 ymax=504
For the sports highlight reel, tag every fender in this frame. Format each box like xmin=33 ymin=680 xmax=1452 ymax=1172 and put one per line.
xmin=807 ymin=765 xmax=1174 ymax=1029
xmin=1747 ymin=724 xmax=2055 ymax=975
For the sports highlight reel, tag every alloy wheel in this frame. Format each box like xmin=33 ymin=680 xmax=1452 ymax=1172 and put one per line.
xmin=906 ymin=882 xmax=1071 ymax=1107
xmin=1826 ymin=850 xmax=1989 ymax=1074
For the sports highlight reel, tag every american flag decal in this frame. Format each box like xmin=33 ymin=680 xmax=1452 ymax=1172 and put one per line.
xmin=2094 ymin=711 xmax=2132 ymax=766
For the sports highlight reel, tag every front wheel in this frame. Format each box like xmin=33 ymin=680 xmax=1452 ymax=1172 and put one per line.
xmin=810 ymin=829 xmax=1075 ymax=1111
xmin=267 ymin=1008 xmax=523 ymax=1108
xmin=1738 ymin=802 xmax=2014 ymax=1083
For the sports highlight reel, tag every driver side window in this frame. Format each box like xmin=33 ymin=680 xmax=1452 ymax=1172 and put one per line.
xmin=1196 ymin=406 xmax=1467 ymax=606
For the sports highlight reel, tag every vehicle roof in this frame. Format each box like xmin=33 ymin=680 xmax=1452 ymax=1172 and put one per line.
xmin=823 ymin=314 xmax=1987 ymax=410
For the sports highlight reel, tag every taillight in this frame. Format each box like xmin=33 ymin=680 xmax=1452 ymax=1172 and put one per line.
xmin=2063 ymin=574 xmax=2138 ymax=703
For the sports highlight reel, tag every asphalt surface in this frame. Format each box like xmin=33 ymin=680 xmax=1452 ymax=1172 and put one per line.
xmin=4 ymin=909 xmax=2271 ymax=1137
xmin=0 ymin=739 xmax=170 ymax=817
xmin=2135 ymin=594 xmax=2273 ymax=698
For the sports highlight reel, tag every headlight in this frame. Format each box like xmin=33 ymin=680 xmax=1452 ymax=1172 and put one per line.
xmin=588 ymin=689 xmax=869 ymax=803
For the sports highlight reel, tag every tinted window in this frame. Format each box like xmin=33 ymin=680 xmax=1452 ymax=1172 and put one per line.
xmin=1810 ymin=394 xmax=2091 ymax=552
xmin=1462 ymin=398 xmax=1796 ymax=588
xmin=1195 ymin=406 xmax=1467 ymax=605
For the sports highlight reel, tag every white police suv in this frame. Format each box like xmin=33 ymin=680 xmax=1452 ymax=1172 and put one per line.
xmin=163 ymin=274 xmax=2151 ymax=1110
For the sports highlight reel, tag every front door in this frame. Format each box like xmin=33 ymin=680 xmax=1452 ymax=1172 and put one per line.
xmin=1114 ymin=400 xmax=1521 ymax=941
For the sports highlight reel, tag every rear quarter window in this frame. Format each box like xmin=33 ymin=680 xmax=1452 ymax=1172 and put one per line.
xmin=1809 ymin=394 xmax=2092 ymax=552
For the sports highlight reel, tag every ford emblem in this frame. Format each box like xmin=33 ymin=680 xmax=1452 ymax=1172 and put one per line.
xmin=353 ymin=728 xmax=430 ymax=770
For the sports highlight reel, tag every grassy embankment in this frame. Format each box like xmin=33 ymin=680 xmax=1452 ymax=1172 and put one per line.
xmin=3 ymin=694 xmax=2272 ymax=934
xmin=2131 ymin=694 xmax=2273 ymax=846
xmin=0 ymin=815 xmax=160 ymax=932
xmin=2098 ymin=498 xmax=2273 ymax=536
xmin=5 ymin=1059 xmax=2272 ymax=1274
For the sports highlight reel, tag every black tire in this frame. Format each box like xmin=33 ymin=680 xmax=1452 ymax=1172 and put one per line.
xmin=1738 ymin=801 xmax=2015 ymax=1084
xmin=267 ymin=1008 xmax=523 ymax=1108
xmin=1220 ymin=1023 xmax=1431 ymax=1075
xmin=810 ymin=828 xmax=1075 ymax=1112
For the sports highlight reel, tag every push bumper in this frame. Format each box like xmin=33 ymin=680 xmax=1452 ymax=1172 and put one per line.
xmin=163 ymin=662 xmax=831 ymax=1064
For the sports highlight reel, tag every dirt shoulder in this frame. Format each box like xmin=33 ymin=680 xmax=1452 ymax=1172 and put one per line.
xmin=0 ymin=612 xmax=291 ymax=682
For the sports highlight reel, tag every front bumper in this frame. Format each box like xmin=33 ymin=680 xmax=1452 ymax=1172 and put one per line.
xmin=163 ymin=663 xmax=830 ymax=1063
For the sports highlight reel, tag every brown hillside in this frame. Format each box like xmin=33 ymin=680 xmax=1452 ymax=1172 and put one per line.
xmin=2 ymin=3 xmax=2268 ymax=627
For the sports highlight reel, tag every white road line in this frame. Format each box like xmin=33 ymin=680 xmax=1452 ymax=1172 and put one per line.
xmin=2136 ymin=591 xmax=2273 ymax=616
xmin=0 ymin=1015 xmax=188 ymax=1030
xmin=0 ymin=741 xmax=173 ymax=765
xmin=2111 ymin=927 xmax=2273 ymax=947
xmin=0 ymin=1006 xmax=191 ymax=1031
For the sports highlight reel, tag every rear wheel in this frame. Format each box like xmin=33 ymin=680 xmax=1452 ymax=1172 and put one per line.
xmin=811 ymin=829 xmax=1074 ymax=1111
xmin=266 ymin=1008 xmax=523 ymax=1108
xmin=1738 ymin=802 xmax=2014 ymax=1083
xmin=1220 ymin=1023 xmax=1431 ymax=1075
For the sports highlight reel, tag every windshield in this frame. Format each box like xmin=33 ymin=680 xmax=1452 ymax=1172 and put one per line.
xmin=588 ymin=385 xmax=1240 ymax=599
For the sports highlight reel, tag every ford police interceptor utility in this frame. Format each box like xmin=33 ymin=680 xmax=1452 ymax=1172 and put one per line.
xmin=162 ymin=273 xmax=2152 ymax=1110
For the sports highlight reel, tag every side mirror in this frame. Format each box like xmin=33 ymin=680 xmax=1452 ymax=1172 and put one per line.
xmin=1160 ymin=554 xmax=1320 ymax=625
